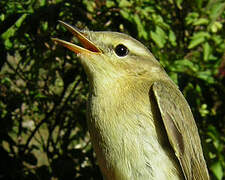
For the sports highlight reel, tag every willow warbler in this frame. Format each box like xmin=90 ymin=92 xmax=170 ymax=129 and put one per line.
xmin=52 ymin=21 xmax=209 ymax=180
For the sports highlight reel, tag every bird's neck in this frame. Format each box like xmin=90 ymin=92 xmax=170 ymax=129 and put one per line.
xmin=89 ymin=73 xmax=153 ymax=97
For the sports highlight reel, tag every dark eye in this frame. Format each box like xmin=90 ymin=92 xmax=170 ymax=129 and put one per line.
xmin=115 ymin=44 xmax=129 ymax=57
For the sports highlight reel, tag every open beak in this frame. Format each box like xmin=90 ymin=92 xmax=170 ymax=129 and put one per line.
xmin=52 ymin=21 xmax=101 ymax=54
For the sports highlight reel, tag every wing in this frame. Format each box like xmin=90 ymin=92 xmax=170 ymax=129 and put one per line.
xmin=152 ymin=81 xmax=209 ymax=180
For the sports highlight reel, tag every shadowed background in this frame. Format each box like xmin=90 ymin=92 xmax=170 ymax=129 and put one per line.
xmin=0 ymin=0 xmax=224 ymax=179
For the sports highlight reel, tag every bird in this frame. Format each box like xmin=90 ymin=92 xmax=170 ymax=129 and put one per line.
xmin=52 ymin=21 xmax=210 ymax=180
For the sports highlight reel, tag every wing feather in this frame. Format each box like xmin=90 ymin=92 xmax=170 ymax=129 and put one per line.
xmin=152 ymin=81 xmax=209 ymax=180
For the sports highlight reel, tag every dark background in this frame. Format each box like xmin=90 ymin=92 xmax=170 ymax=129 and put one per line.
xmin=0 ymin=0 xmax=224 ymax=179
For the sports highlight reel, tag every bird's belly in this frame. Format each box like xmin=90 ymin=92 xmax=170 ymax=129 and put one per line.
xmin=87 ymin=88 xmax=183 ymax=180
xmin=88 ymin=113 xmax=183 ymax=180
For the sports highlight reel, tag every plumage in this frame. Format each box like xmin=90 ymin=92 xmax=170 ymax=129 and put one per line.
xmin=152 ymin=81 xmax=209 ymax=180
xmin=53 ymin=21 xmax=210 ymax=180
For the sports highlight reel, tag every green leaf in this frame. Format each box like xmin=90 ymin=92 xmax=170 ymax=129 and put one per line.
xmin=150 ymin=31 xmax=164 ymax=48
xmin=209 ymin=2 xmax=225 ymax=21
xmin=196 ymin=0 xmax=203 ymax=8
xmin=207 ymin=125 xmax=220 ymax=146
xmin=42 ymin=21 xmax=48 ymax=31
xmin=197 ymin=70 xmax=214 ymax=84
xmin=155 ymin=26 xmax=166 ymax=39
xmin=169 ymin=72 xmax=178 ymax=84
xmin=150 ymin=26 xmax=167 ymax=48
xmin=133 ymin=14 xmax=148 ymax=40
xmin=211 ymin=35 xmax=223 ymax=45
xmin=34 ymin=93 xmax=47 ymax=99
xmin=210 ymin=161 xmax=223 ymax=180
xmin=188 ymin=37 xmax=205 ymax=49
xmin=118 ymin=0 xmax=132 ymax=7
xmin=199 ymin=104 xmax=209 ymax=117
xmin=193 ymin=18 xmax=209 ymax=26
xmin=1 ymin=14 xmax=27 ymax=40
xmin=106 ymin=0 xmax=115 ymax=8
xmin=0 ymin=14 xmax=5 ymax=21
xmin=192 ymin=31 xmax=210 ymax=39
xmin=143 ymin=6 xmax=155 ymax=13
xmin=120 ymin=9 xmax=130 ymax=20
xmin=172 ymin=59 xmax=198 ymax=72
xmin=203 ymin=42 xmax=211 ymax=61
xmin=176 ymin=0 xmax=183 ymax=9
xmin=168 ymin=30 xmax=177 ymax=46
xmin=188 ymin=32 xmax=210 ymax=49
xmin=4 ymin=39 xmax=13 ymax=49
xmin=83 ymin=0 xmax=95 ymax=12
xmin=1 ymin=77 xmax=12 ymax=86
xmin=185 ymin=12 xmax=199 ymax=25
xmin=40 ymin=0 xmax=46 ymax=6
xmin=151 ymin=14 xmax=170 ymax=29
xmin=210 ymin=21 xmax=223 ymax=33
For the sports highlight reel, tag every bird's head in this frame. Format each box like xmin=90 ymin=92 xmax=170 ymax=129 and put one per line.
xmin=52 ymin=21 xmax=166 ymax=88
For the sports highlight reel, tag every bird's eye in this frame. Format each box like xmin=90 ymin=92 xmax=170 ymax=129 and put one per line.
xmin=114 ymin=44 xmax=129 ymax=57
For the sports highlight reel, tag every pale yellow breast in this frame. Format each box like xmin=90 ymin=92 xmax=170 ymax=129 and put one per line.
xmin=87 ymin=78 xmax=183 ymax=180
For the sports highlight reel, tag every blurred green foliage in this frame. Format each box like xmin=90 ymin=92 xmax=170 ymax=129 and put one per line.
xmin=0 ymin=0 xmax=225 ymax=179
